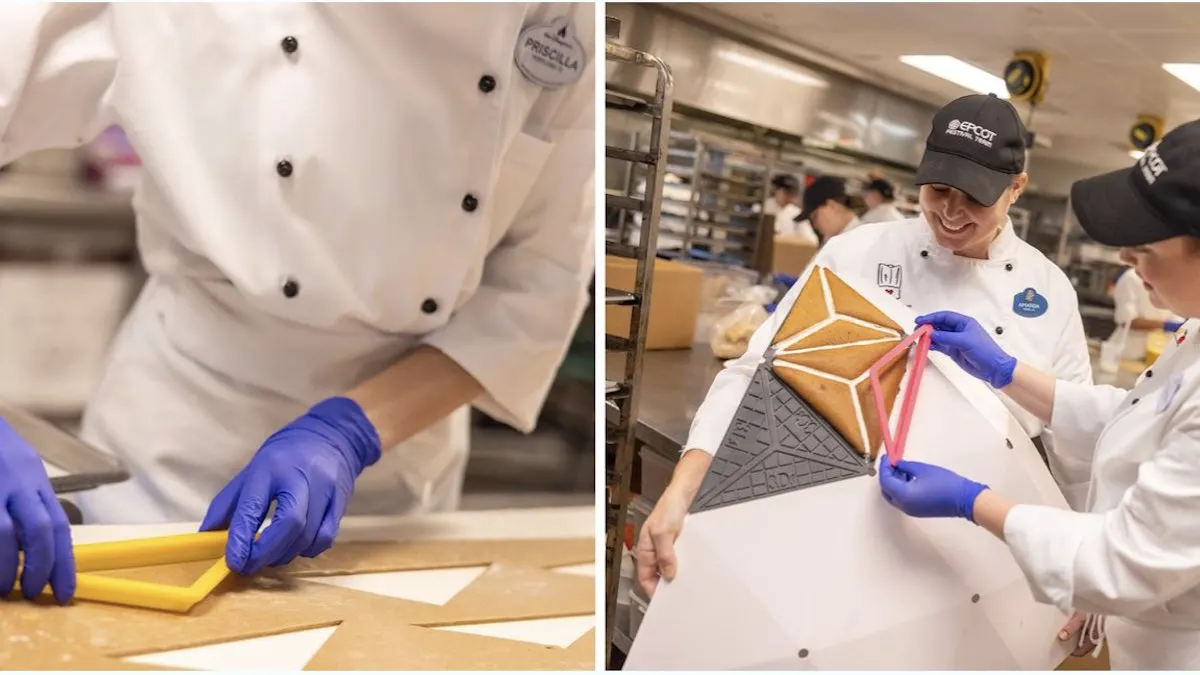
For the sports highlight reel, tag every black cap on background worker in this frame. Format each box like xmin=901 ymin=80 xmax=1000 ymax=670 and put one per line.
xmin=796 ymin=175 xmax=861 ymax=242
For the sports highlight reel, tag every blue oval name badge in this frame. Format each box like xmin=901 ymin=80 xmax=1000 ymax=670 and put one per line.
xmin=1012 ymin=288 xmax=1048 ymax=318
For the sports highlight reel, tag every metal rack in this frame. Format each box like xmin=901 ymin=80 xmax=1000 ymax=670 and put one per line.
xmin=603 ymin=17 xmax=674 ymax=668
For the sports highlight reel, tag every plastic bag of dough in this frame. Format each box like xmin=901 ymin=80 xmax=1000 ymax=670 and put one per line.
xmin=710 ymin=302 xmax=769 ymax=360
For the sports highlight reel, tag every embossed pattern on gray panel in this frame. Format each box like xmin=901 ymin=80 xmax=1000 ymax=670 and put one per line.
xmin=689 ymin=362 xmax=871 ymax=514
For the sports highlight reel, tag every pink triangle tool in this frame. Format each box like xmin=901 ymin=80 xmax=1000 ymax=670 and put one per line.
xmin=868 ymin=323 xmax=933 ymax=467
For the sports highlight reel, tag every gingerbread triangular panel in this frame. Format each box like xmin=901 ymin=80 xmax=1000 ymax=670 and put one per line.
xmin=692 ymin=266 xmax=914 ymax=513
xmin=690 ymin=366 xmax=871 ymax=513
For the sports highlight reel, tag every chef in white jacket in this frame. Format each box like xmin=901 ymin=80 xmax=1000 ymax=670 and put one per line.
xmin=0 ymin=4 xmax=594 ymax=604
xmin=860 ymin=177 xmax=905 ymax=224
xmin=769 ymin=173 xmax=815 ymax=243
xmin=1106 ymin=266 xmax=1183 ymax=361
xmin=637 ymin=93 xmax=1092 ymax=597
xmin=878 ymin=120 xmax=1200 ymax=669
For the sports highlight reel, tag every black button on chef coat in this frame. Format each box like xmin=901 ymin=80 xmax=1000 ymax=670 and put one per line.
xmin=421 ymin=298 xmax=439 ymax=314
xmin=462 ymin=194 xmax=478 ymax=212
xmin=281 ymin=36 xmax=299 ymax=54
xmin=276 ymin=160 xmax=294 ymax=178
xmin=478 ymin=75 xmax=497 ymax=93
xmin=282 ymin=278 xmax=300 ymax=298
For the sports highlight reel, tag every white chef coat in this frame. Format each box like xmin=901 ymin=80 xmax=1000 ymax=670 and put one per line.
xmin=860 ymin=202 xmax=905 ymax=225
xmin=773 ymin=203 xmax=817 ymax=244
xmin=1110 ymin=267 xmax=1177 ymax=361
xmin=1004 ymin=319 xmax=1200 ymax=669
xmin=686 ymin=217 xmax=1094 ymax=504
xmin=0 ymin=4 xmax=595 ymax=522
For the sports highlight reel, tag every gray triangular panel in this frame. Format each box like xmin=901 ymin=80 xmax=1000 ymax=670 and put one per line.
xmin=690 ymin=363 xmax=871 ymax=514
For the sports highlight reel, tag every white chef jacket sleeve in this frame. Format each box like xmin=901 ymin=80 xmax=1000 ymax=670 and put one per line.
xmin=0 ymin=5 xmax=117 ymax=164
xmin=1040 ymin=281 xmax=1099 ymax=506
xmin=1005 ymin=398 xmax=1200 ymax=616
xmin=420 ymin=58 xmax=595 ymax=434
xmin=684 ymin=236 xmax=844 ymax=454
xmin=1047 ymin=379 xmax=1127 ymax=464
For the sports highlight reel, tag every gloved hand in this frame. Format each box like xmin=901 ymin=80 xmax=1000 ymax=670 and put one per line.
xmin=200 ymin=397 xmax=381 ymax=576
xmin=877 ymin=453 xmax=989 ymax=522
xmin=0 ymin=417 xmax=75 ymax=603
xmin=915 ymin=311 xmax=1018 ymax=389
xmin=1165 ymin=319 xmax=1186 ymax=333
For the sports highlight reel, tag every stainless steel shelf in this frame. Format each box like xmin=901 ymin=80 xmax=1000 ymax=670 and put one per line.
xmin=604 ymin=21 xmax=674 ymax=667
xmin=605 ymin=380 xmax=630 ymax=400
xmin=606 ymin=147 xmax=656 ymax=165
xmin=606 ymin=192 xmax=645 ymax=213
xmin=605 ymin=289 xmax=638 ymax=306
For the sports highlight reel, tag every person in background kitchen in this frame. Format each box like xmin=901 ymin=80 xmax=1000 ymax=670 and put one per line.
xmin=637 ymin=93 xmax=1092 ymax=600
xmin=878 ymin=120 xmax=1200 ymax=669
xmin=1105 ymin=265 xmax=1184 ymax=361
xmin=770 ymin=173 xmax=818 ymax=244
xmin=795 ymin=175 xmax=863 ymax=245
xmin=860 ymin=176 xmax=905 ymax=224
xmin=0 ymin=4 xmax=594 ymax=605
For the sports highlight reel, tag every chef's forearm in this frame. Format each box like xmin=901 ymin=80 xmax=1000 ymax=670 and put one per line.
xmin=972 ymin=489 xmax=1016 ymax=540
xmin=999 ymin=362 xmax=1058 ymax=425
xmin=666 ymin=449 xmax=714 ymax=502
xmin=346 ymin=346 xmax=484 ymax=450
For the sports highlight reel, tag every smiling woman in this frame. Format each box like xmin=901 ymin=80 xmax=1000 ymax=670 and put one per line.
xmin=637 ymin=92 xmax=1098 ymax=607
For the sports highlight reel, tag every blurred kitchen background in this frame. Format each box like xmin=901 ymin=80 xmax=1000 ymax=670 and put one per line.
xmin=0 ymin=131 xmax=594 ymax=511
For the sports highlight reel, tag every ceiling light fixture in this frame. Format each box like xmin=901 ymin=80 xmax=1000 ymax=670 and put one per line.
xmin=899 ymin=55 xmax=1009 ymax=98
xmin=716 ymin=50 xmax=829 ymax=89
xmin=1163 ymin=63 xmax=1200 ymax=92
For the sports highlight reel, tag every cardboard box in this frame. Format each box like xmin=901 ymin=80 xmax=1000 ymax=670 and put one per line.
xmin=772 ymin=235 xmax=819 ymax=276
xmin=606 ymin=255 xmax=702 ymax=350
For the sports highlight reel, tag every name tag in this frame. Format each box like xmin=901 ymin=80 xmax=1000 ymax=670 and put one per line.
xmin=514 ymin=17 xmax=586 ymax=89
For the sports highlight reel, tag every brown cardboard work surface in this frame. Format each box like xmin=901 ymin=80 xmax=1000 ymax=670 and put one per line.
xmin=305 ymin=619 xmax=592 ymax=670
xmin=2 ymin=538 xmax=595 ymax=670
xmin=411 ymin=562 xmax=594 ymax=627
xmin=283 ymin=537 xmax=593 ymax=576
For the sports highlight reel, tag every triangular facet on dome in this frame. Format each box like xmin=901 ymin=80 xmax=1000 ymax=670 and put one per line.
xmin=773 ymin=271 xmax=830 ymax=345
xmin=690 ymin=366 xmax=870 ymax=513
xmin=781 ymin=319 xmax=897 ymax=352
xmin=775 ymin=341 xmax=898 ymax=382
xmin=824 ymin=267 xmax=902 ymax=330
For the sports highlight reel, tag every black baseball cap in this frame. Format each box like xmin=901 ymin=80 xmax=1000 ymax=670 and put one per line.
xmin=915 ymin=93 xmax=1028 ymax=207
xmin=771 ymin=173 xmax=800 ymax=193
xmin=864 ymin=178 xmax=895 ymax=201
xmin=796 ymin=175 xmax=847 ymax=222
xmin=1070 ymin=121 xmax=1200 ymax=247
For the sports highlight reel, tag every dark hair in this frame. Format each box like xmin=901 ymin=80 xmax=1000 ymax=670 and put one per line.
xmin=771 ymin=174 xmax=801 ymax=194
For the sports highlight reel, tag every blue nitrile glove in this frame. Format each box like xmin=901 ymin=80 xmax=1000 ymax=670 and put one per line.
xmin=0 ymin=417 xmax=74 ymax=603
xmin=877 ymin=453 xmax=989 ymax=522
xmin=774 ymin=274 xmax=799 ymax=288
xmin=1165 ymin=319 xmax=1186 ymax=333
xmin=915 ymin=310 xmax=1018 ymax=389
xmin=200 ymin=397 xmax=381 ymax=576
